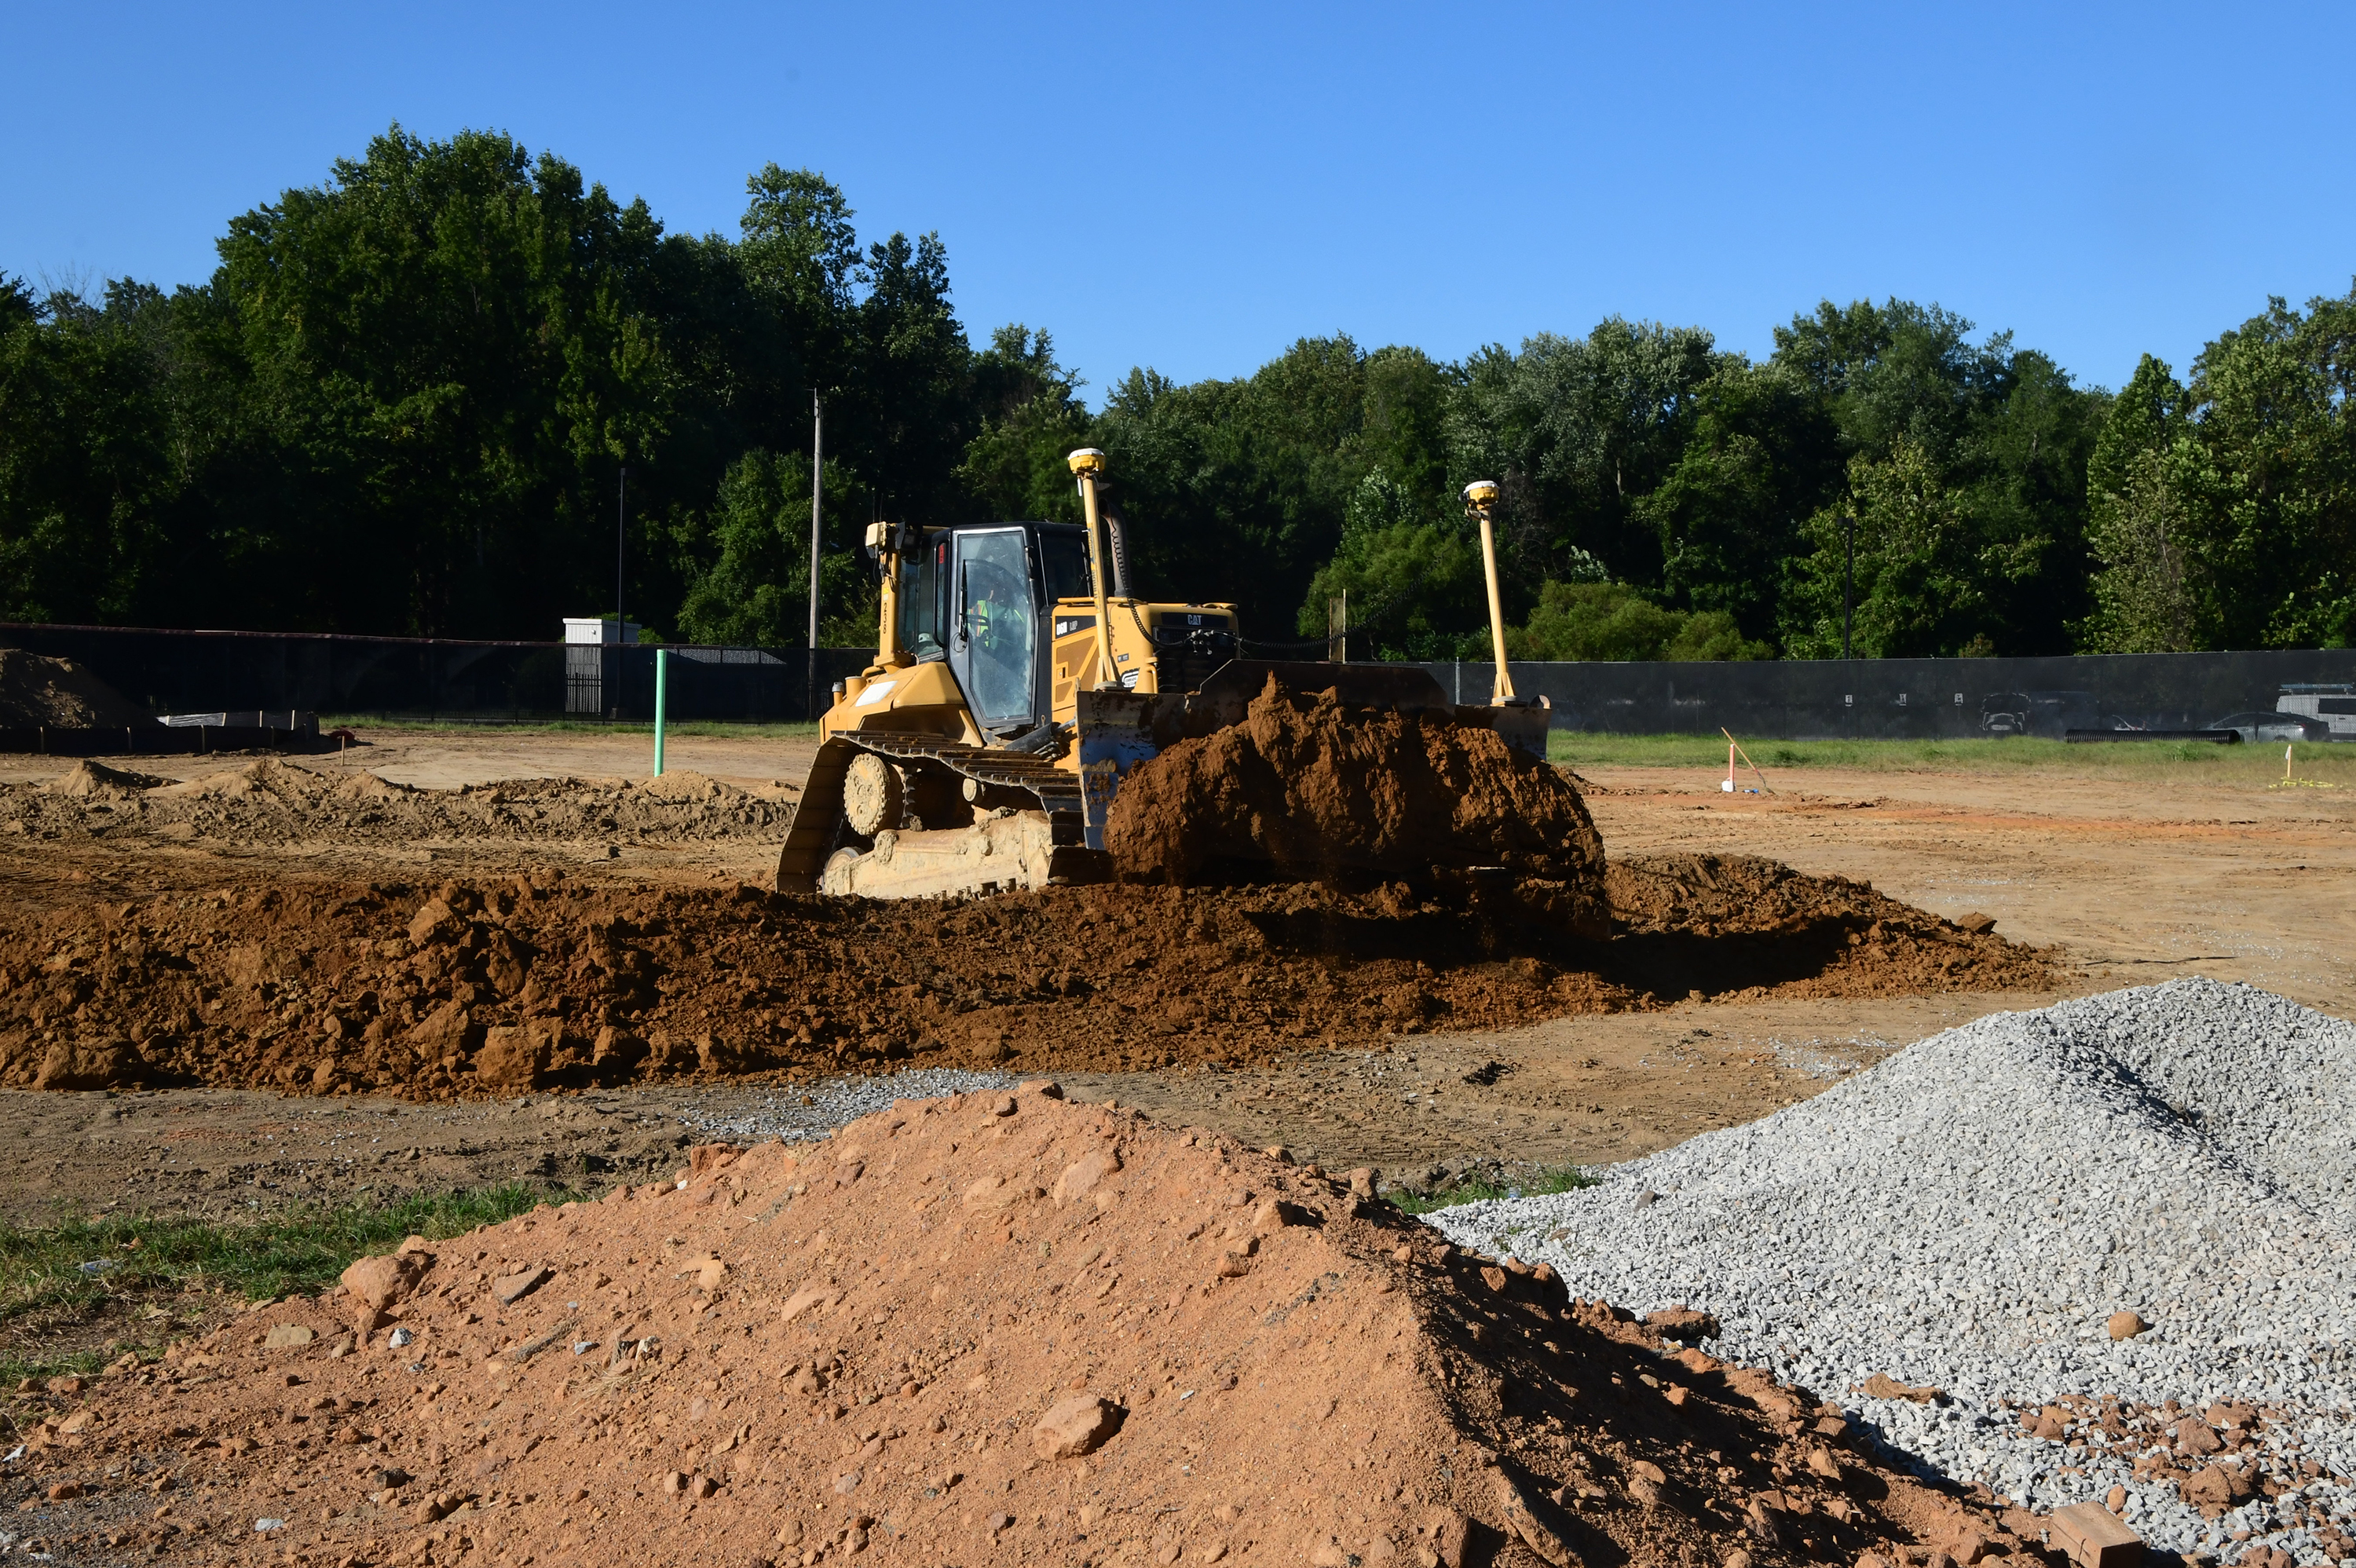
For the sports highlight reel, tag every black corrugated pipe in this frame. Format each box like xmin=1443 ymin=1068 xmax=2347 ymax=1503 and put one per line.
xmin=1104 ymin=510 xmax=1132 ymax=598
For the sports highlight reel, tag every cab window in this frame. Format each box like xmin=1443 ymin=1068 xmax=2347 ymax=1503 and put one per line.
xmin=954 ymin=529 xmax=1037 ymax=727
xmin=898 ymin=535 xmax=950 ymax=660
xmin=1039 ymin=531 xmax=1092 ymax=603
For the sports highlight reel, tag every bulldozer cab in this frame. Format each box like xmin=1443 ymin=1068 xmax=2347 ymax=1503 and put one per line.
xmin=894 ymin=523 xmax=1094 ymax=736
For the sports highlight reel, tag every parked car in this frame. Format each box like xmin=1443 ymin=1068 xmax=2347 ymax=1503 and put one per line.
xmin=2276 ymin=685 xmax=2356 ymax=738
xmin=1979 ymin=693 xmax=2030 ymax=735
xmin=2204 ymin=711 xmax=2336 ymax=744
xmin=1981 ymin=690 xmax=2098 ymax=738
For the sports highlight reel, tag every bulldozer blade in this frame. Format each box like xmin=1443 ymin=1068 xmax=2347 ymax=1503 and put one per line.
xmin=1074 ymin=686 xmax=1164 ymax=851
xmin=1189 ymin=660 xmax=1552 ymax=762
xmin=1069 ymin=663 xmax=1556 ymax=862
xmin=1188 ymin=660 xmax=1452 ymax=726
xmin=774 ymin=736 xmax=862 ymax=894
xmin=1456 ymin=696 xmax=1552 ymax=762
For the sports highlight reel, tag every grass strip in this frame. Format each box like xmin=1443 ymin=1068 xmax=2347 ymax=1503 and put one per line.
xmin=1388 ymin=1167 xmax=1591 ymax=1215
xmin=0 ymin=1184 xmax=565 ymax=1386
xmin=1549 ymin=730 xmax=2356 ymax=779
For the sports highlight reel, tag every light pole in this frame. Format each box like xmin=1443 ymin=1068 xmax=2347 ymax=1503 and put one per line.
xmin=806 ymin=391 xmax=824 ymax=722
xmin=613 ymin=466 xmax=629 ymax=722
xmin=1842 ymin=509 xmax=1855 ymax=662
xmin=807 ymin=390 xmax=824 ymax=652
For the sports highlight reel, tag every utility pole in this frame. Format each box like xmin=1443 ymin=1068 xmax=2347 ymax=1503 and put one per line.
xmin=1842 ymin=509 xmax=1855 ymax=662
xmin=807 ymin=391 xmax=824 ymax=722
xmin=807 ymin=391 xmax=824 ymax=651
xmin=613 ymin=466 xmax=628 ymax=723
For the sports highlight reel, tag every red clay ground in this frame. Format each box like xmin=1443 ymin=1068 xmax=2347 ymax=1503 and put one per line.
xmin=13 ymin=1086 xmax=2055 ymax=1568
xmin=0 ymin=854 xmax=2046 ymax=1100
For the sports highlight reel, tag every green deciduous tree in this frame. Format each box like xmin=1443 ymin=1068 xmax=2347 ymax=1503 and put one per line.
xmin=15 ymin=133 xmax=2356 ymax=671
xmin=1772 ymin=299 xmax=2101 ymax=656
xmin=210 ymin=124 xmax=684 ymax=635
xmin=0 ymin=277 xmax=175 ymax=623
xmin=1447 ymin=319 xmax=1720 ymax=593
xmin=1297 ymin=470 xmax=1483 ymax=660
xmin=1098 ymin=334 xmax=1405 ymax=638
xmin=1635 ymin=359 xmax=1842 ymax=643
xmin=1506 ymin=581 xmax=1767 ymax=662
xmin=2078 ymin=354 xmax=2197 ymax=652
xmin=2170 ymin=287 xmax=2356 ymax=648
xmin=958 ymin=326 xmax=1091 ymax=524
xmin=671 ymin=448 xmax=869 ymax=648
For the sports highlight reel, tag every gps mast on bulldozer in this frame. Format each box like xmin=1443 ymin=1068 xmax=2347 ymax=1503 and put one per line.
xmin=774 ymin=452 xmax=1549 ymax=901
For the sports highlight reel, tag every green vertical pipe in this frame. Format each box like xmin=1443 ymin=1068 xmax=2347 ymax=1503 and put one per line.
xmin=652 ymin=647 xmax=668 ymax=777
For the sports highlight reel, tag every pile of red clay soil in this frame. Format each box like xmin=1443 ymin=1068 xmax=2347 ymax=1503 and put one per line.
xmin=0 ymin=647 xmax=151 ymax=728
xmin=0 ymin=857 xmax=2050 ymax=1099
xmin=14 ymin=1086 xmax=2055 ymax=1567
xmin=1107 ymin=679 xmax=1609 ymax=938
xmin=1600 ymin=854 xmax=2038 ymax=1003
xmin=0 ymin=758 xmax=788 ymax=848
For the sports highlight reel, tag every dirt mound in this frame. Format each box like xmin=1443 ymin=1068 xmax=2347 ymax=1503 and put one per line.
xmin=0 ymin=646 xmax=149 ymax=727
xmin=1603 ymin=853 xmax=2045 ymax=1003
xmin=0 ymin=761 xmax=788 ymax=848
xmin=22 ymin=1088 xmax=2036 ymax=1566
xmin=1107 ymin=678 xmax=1608 ymax=934
xmin=46 ymin=758 xmax=169 ymax=796
xmin=1609 ymin=853 xmax=1971 ymax=938
xmin=0 ymin=856 xmax=2050 ymax=1098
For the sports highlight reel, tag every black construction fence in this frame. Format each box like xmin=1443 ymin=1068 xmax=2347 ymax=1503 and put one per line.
xmin=1407 ymin=649 xmax=2356 ymax=740
xmin=9 ymin=622 xmax=2356 ymax=739
xmin=0 ymin=623 xmax=876 ymax=725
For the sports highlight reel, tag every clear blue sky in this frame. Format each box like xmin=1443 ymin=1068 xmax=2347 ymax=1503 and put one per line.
xmin=8 ymin=1 xmax=2351 ymax=402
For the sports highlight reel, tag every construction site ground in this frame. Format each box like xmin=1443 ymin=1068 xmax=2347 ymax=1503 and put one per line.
xmin=1 ymin=726 xmax=2348 ymax=1226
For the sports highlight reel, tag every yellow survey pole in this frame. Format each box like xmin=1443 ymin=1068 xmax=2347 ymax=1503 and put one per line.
xmin=1464 ymin=480 xmax=1514 ymax=701
xmin=1068 ymin=448 xmax=1119 ymax=689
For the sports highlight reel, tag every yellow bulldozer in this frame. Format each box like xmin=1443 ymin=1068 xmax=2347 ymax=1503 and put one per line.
xmin=774 ymin=451 xmax=1548 ymax=900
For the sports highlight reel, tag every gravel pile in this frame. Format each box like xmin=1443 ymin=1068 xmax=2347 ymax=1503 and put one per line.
xmin=679 ymin=1066 xmax=1016 ymax=1143
xmin=1432 ymin=979 xmax=2356 ymax=1559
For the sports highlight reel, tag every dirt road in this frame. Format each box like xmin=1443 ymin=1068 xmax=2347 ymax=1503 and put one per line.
xmin=1580 ymin=764 xmax=2356 ymax=1013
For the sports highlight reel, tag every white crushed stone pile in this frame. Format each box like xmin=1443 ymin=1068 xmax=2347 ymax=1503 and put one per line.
xmin=679 ymin=1066 xmax=1015 ymax=1143
xmin=1431 ymin=979 xmax=2356 ymax=1560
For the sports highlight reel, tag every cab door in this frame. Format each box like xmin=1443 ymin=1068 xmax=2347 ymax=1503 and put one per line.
xmin=949 ymin=528 xmax=1039 ymax=733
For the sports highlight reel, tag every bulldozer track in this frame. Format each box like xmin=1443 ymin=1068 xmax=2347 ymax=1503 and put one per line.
xmin=846 ymin=730 xmax=1086 ymax=820
xmin=774 ymin=730 xmax=1085 ymax=893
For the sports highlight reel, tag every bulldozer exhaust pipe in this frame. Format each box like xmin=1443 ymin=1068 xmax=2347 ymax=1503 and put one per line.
xmin=1465 ymin=479 xmax=1514 ymax=702
xmin=1070 ymin=448 xmax=1119 ymax=689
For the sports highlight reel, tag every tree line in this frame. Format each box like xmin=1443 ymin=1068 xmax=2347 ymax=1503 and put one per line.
xmin=4 ymin=125 xmax=2352 ymax=660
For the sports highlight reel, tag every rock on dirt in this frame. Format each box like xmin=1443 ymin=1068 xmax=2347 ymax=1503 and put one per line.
xmin=1106 ymin=675 xmax=1610 ymax=936
xmin=0 ymin=647 xmax=150 ymax=728
xmin=1033 ymin=1394 xmax=1122 ymax=1457
xmin=39 ymin=1088 xmax=2021 ymax=1566
xmin=1644 ymin=1305 xmax=1720 ymax=1340
xmin=341 ymin=1251 xmax=431 ymax=1310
